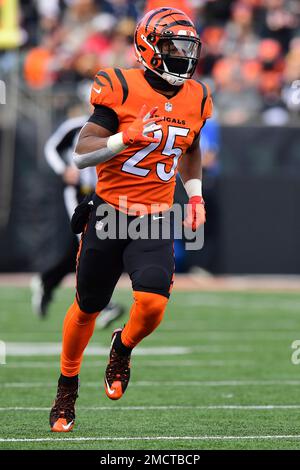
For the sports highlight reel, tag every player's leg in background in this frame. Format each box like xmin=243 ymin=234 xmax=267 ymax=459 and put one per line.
xmin=96 ymin=301 xmax=125 ymax=330
xmin=31 ymin=185 xmax=79 ymax=318
xmin=31 ymin=235 xmax=78 ymax=318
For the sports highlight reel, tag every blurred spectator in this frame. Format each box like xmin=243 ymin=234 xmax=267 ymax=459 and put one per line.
xmin=101 ymin=0 xmax=138 ymax=21
xmin=258 ymin=0 xmax=299 ymax=52
xmin=223 ymin=1 xmax=259 ymax=60
xmin=24 ymin=43 xmax=55 ymax=88
xmin=93 ymin=18 xmax=137 ymax=69
xmin=202 ymin=0 xmax=235 ymax=26
xmin=212 ymin=56 xmax=261 ymax=124
xmin=282 ymin=36 xmax=300 ymax=116
xmin=284 ymin=36 xmax=300 ymax=85
xmin=199 ymin=26 xmax=225 ymax=75
xmin=257 ymin=38 xmax=289 ymax=125
xmin=59 ymin=0 xmax=99 ymax=55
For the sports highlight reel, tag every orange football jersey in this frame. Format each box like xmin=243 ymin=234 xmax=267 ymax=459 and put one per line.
xmin=90 ymin=67 xmax=213 ymax=214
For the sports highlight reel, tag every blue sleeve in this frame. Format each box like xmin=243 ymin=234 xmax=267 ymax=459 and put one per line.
xmin=200 ymin=118 xmax=220 ymax=155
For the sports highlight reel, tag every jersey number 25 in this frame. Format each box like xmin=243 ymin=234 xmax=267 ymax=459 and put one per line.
xmin=121 ymin=126 xmax=190 ymax=181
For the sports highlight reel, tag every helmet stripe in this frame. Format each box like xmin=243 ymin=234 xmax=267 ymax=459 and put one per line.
xmin=114 ymin=68 xmax=129 ymax=105
xmin=154 ymin=12 xmax=184 ymax=29
xmin=145 ymin=7 xmax=170 ymax=31
xmin=161 ymin=20 xmax=194 ymax=32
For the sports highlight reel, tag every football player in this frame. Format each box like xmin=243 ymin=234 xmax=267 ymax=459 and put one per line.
xmin=50 ymin=7 xmax=212 ymax=432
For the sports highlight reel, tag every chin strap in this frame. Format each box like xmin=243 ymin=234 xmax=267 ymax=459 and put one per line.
xmin=144 ymin=68 xmax=183 ymax=91
xmin=162 ymin=72 xmax=186 ymax=86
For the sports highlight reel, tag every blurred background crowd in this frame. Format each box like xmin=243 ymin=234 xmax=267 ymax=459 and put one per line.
xmin=1 ymin=0 xmax=300 ymax=125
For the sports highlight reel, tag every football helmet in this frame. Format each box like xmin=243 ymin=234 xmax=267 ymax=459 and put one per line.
xmin=134 ymin=7 xmax=201 ymax=86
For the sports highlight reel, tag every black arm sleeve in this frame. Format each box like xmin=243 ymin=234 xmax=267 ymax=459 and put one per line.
xmin=88 ymin=105 xmax=119 ymax=134
xmin=56 ymin=128 xmax=79 ymax=156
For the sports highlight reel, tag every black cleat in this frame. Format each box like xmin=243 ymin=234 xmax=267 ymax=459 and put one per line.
xmin=49 ymin=377 xmax=79 ymax=432
xmin=104 ymin=329 xmax=131 ymax=400
xmin=31 ymin=275 xmax=52 ymax=318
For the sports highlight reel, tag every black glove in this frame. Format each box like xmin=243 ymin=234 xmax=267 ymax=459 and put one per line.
xmin=70 ymin=193 xmax=94 ymax=234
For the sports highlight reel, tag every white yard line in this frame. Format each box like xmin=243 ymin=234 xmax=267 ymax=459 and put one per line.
xmin=0 ymin=405 xmax=300 ymax=412
xmin=5 ymin=359 xmax=254 ymax=368
xmin=2 ymin=380 xmax=300 ymax=388
xmin=1 ymin=435 xmax=300 ymax=443
xmin=3 ymin=342 xmax=253 ymax=356
xmin=5 ymin=343 xmax=190 ymax=356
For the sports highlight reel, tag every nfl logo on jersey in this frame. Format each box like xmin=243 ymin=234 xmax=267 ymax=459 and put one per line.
xmin=165 ymin=102 xmax=172 ymax=112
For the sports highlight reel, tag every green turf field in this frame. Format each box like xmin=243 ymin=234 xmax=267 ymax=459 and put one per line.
xmin=1 ymin=286 xmax=300 ymax=450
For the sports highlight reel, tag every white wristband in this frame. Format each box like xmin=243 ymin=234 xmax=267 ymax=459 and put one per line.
xmin=184 ymin=179 xmax=202 ymax=198
xmin=107 ymin=132 xmax=128 ymax=154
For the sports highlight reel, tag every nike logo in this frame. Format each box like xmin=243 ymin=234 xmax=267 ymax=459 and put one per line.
xmin=105 ymin=378 xmax=115 ymax=395
xmin=93 ymin=87 xmax=102 ymax=94
xmin=153 ymin=215 xmax=165 ymax=220
xmin=62 ymin=421 xmax=74 ymax=430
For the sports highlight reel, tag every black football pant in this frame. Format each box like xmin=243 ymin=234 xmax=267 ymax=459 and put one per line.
xmin=76 ymin=195 xmax=175 ymax=314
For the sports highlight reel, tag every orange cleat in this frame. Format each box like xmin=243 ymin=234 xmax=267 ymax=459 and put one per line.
xmin=49 ymin=380 xmax=78 ymax=432
xmin=51 ymin=417 xmax=74 ymax=433
xmin=104 ymin=328 xmax=131 ymax=400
